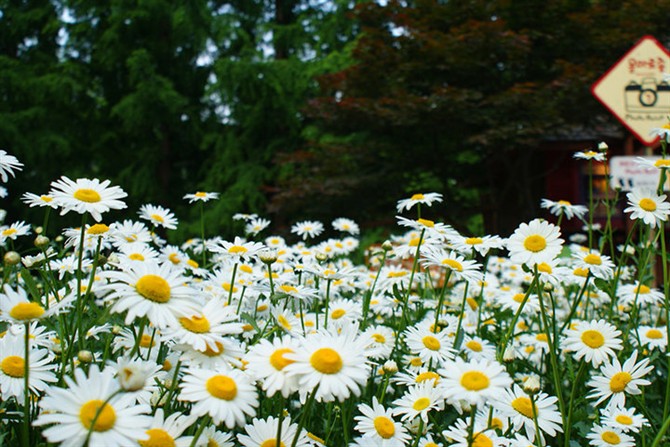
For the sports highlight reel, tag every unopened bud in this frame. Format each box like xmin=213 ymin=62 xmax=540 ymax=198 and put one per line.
xmin=34 ymin=235 xmax=50 ymax=249
xmin=598 ymin=141 xmax=608 ymax=151
xmin=77 ymin=350 xmax=93 ymax=363
xmin=381 ymin=240 xmax=393 ymax=252
xmin=315 ymin=252 xmax=328 ymax=262
xmin=111 ymin=325 xmax=123 ymax=335
xmin=383 ymin=360 xmax=398 ymax=374
xmin=118 ymin=363 xmax=149 ymax=392
xmin=258 ymin=248 xmax=278 ymax=265
xmin=3 ymin=251 xmax=20 ymax=266
xmin=523 ymin=375 xmax=541 ymax=395
xmin=503 ymin=346 xmax=516 ymax=363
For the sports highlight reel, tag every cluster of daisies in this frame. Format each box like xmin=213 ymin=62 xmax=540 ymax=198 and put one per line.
xmin=0 ymin=146 xmax=669 ymax=447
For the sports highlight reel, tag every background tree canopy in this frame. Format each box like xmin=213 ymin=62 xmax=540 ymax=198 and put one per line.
xmin=2 ymin=0 xmax=670 ymax=240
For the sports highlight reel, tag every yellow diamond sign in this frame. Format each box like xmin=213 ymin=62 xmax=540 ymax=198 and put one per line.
xmin=591 ymin=35 xmax=670 ymax=145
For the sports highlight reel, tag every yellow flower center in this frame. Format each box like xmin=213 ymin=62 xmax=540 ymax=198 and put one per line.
xmin=523 ymin=235 xmax=547 ymax=253
xmin=416 ymin=371 xmax=440 ymax=384
xmin=513 ymin=293 xmax=526 ymax=303
xmin=307 ymin=433 xmax=325 ymax=445
xmin=441 ymin=259 xmax=463 ymax=271
xmin=639 ymin=198 xmax=657 ymax=212
xmin=150 ymin=214 xmax=164 ymax=223
xmin=228 ymin=245 xmax=247 ymax=255
xmin=409 ymin=357 xmax=423 ymax=367
xmin=581 ymin=329 xmax=605 ymax=348
xmin=655 ymin=159 xmax=670 ymax=168
xmin=573 ymin=267 xmax=589 ymax=277
xmin=537 ymin=262 xmax=552 ymax=274
xmin=277 ymin=315 xmax=292 ymax=330
xmin=417 ymin=218 xmax=434 ymax=228
xmin=411 ymin=193 xmax=425 ymax=200
xmin=270 ymin=348 xmax=295 ymax=371
xmin=280 ymin=284 xmax=298 ymax=294
xmin=168 ymin=253 xmax=181 ymax=264
xmin=74 ymin=188 xmax=101 ymax=203
xmin=206 ymin=375 xmax=237 ymax=400
xmin=79 ymin=399 xmax=116 ymax=432
xmin=558 ymin=200 xmax=572 ymax=206
xmin=179 ymin=315 xmax=211 ymax=333
xmin=609 ymin=372 xmax=632 ymax=393
xmin=9 ymin=302 xmax=45 ymax=320
xmin=201 ymin=342 xmax=225 ymax=357
xmin=195 ymin=192 xmax=207 ymax=198
xmin=41 ymin=195 xmax=53 ymax=202
xmin=646 ymin=328 xmax=663 ymax=339
xmin=408 ymin=237 xmax=422 ymax=247
xmin=511 ymin=396 xmax=536 ymax=418
xmin=466 ymin=340 xmax=483 ymax=352
xmin=388 ymin=271 xmax=408 ymax=278
xmin=310 ymin=348 xmax=343 ymax=374
xmin=424 ymin=444 xmax=439 ymax=447
xmin=140 ymin=428 xmax=176 ymax=447
xmin=139 ymin=333 xmax=155 ymax=348
xmin=635 ymin=284 xmax=651 ymax=294
xmin=129 ymin=253 xmax=145 ymax=261
xmin=1 ymin=355 xmax=25 ymax=378
xmin=373 ymin=416 xmax=395 ymax=439
xmin=372 ymin=333 xmax=386 ymax=343
xmin=187 ymin=259 xmax=199 ymax=268
xmin=615 ymin=414 xmax=633 ymax=425
xmin=467 ymin=297 xmax=478 ymax=310
xmin=536 ymin=333 xmax=548 ymax=342
xmin=412 ymin=397 xmax=431 ymax=411
xmin=460 ymin=371 xmax=490 ymax=391
xmin=260 ymin=441 xmax=285 ymax=447
xmin=465 ymin=237 xmax=483 ymax=245
xmin=584 ymin=253 xmax=602 ymax=265
xmin=472 ymin=432 xmax=493 ymax=447
xmin=223 ymin=282 xmax=238 ymax=293
xmin=331 ymin=309 xmax=346 ymax=319
xmin=422 ymin=335 xmax=441 ymax=351
xmin=584 ymin=151 xmax=598 ymax=157
xmin=87 ymin=224 xmax=109 ymax=235
xmin=136 ymin=275 xmax=171 ymax=303
xmin=601 ymin=431 xmax=621 ymax=444
xmin=490 ymin=417 xmax=504 ymax=430
xmin=2 ymin=228 xmax=17 ymax=237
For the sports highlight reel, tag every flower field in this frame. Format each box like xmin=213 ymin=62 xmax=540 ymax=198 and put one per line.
xmin=1 ymin=143 xmax=669 ymax=447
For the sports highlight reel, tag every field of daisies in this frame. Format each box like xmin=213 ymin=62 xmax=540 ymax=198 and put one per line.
xmin=1 ymin=143 xmax=669 ymax=447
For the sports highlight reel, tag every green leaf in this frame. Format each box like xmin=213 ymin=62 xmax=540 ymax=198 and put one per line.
xmin=20 ymin=268 xmax=41 ymax=303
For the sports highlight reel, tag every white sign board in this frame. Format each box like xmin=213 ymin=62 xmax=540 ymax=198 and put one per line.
xmin=592 ymin=36 xmax=670 ymax=146
xmin=610 ymin=156 xmax=669 ymax=191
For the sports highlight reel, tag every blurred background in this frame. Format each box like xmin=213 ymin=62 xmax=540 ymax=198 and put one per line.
xmin=2 ymin=0 xmax=669 ymax=242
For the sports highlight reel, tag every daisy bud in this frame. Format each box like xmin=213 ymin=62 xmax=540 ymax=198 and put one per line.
xmin=107 ymin=253 xmax=120 ymax=264
xmin=258 ymin=248 xmax=278 ymax=265
xmin=118 ymin=363 xmax=149 ymax=392
xmin=381 ymin=240 xmax=393 ymax=252
xmin=111 ymin=325 xmax=123 ymax=335
xmin=383 ymin=359 xmax=398 ymax=374
xmin=55 ymin=235 xmax=64 ymax=242
xmin=51 ymin=343 xmax=62 ymax=355
xmin=34 ymin=226 xmax=43 ymax=234
xmin=543 ymin=282 xmax=554 ymax=292
xmin=503 ymin=346 xmax=516 ymax=363
xmin=598 ymin=141 xmax=608 ymax=151
xmin=315 ymin=251 xmax=328 ymax=262
xmin=523 ymin=375 xmax=541 ymax=395
xmin=3 ymin=251 xmax=20 ymax=266
xmin=34 ymin=235 xmax=49 ymax=248
xmin=78 ymin=350 xmax=93 ymax=363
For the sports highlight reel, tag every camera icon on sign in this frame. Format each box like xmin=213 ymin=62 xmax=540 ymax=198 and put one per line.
xmin=625 ymin=77 xmax=670 ymax=112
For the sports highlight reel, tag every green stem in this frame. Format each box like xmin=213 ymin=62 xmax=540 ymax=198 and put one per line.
xmin=227 ymin=262 xmax=238 ymax=306
xmin=22 ymin=322 xmax=30 ymax=447
xmin=563 ymin=362 xmax=587 ymax=447
xmin=200 ymin=201 xmax=206 ymax=268
xmin=189 ymin=415 xmax=211 ymax=447
xmin=530 ymin=394 xmax=543 ymax=447
xmin=651 ymin=412 xmax=670 ymax=447
xmin=362 ymin=249 xmax=388 ymax=329
xmin=323 ymin=279 xmax=333 ymax=330
xmin=291 ymin=385 xmax=319 ymax=447
xmin=84 ymin=389 xmax=122 ymax=446
xmin=498 ymin=273 xmax=539 ymax=360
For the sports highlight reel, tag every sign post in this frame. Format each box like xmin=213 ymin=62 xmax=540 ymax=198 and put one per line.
xmin=591 ymin=35 xmax=670 ymax=146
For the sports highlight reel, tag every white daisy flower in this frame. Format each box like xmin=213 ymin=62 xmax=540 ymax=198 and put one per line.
xmin=446 ymin=233 xmax=505 ymax=256
xmin=237 ymin=415 xmax=310 ymax=447
xmin=208 ymin=236 xmax=266 ymax=260
xmin=506 ymin=219 xmax=564 ymax=266
xmin=587 ymin=425 xmax=635 ymax=447
xmin=34 ymin=365 xmax=152 ymax=447
xmin=245 ymin=335 xmax=301 ymax=398
xmin=179 ymin=366 xmax=258 ymax=428
xmin=138 ymin=203 xmax=178 ymax=230
xmin=404 ymin=325 xmax=455 ymax=366
xmin=49 ymin=176 xmax=128 ymax=222
xmin=141 ymin=408 xmax=197 ymax=447
xmin=617 ymin=282 xmax=665 ymax=307
xmin=637 ymin=325 xmax=668 ymax=350
xmin=97 ymin=261 xmax=200 ymax=329
xmin=291 ymin=220 xmax=324 ymax=240
xmin=563 ymin=319 xmax=623 ymax=367
xmin=21 ymin=192 xmax=59 ymax=209
xmin=0 ymin=221 xmax=31 ymax=243
xmin=284 ymin=324 xmax=370 ymax=403
xmin=438 ymin=357 xmax=512 ymax=407
xmin=572 ymin=250 xmax=615 ymax=280
xmin=391 ymin=382 xmax=445 ymax=422
xmin=420 ymin=247 xmax=483 ymax=284
xmin=183 ymin=191 xmax=219 ymax=203
xmin=493 ymin=384 xmax=563 ymax=442
xmin=442 ymin=416 xmax=506 ymax=447
xmin=623 ymin=188 xmax=670 ymax=228
xmin=540 ymin=198 xmax=588 ymax=220
xmin=245 ymin=217 xmax=271 ymax=236
xmin=574 ymin=150 xmax=606 ymax=161
xmin=332 ymin=217 xmax=360 ymax=235
xmin=396 ymin=192 xmax=443 ymax=213
xmin=587 ymin=350 xmax=653 ymax=408
xmin=0 ymin=150 xmax=23 ymax=182
xmin=0 ymin=334 xmax=57 ymax=404
xmin=354 ymin=396 xmax=411 ymax=446
xmin=600 ymin=406 xmax=649 ymax=433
